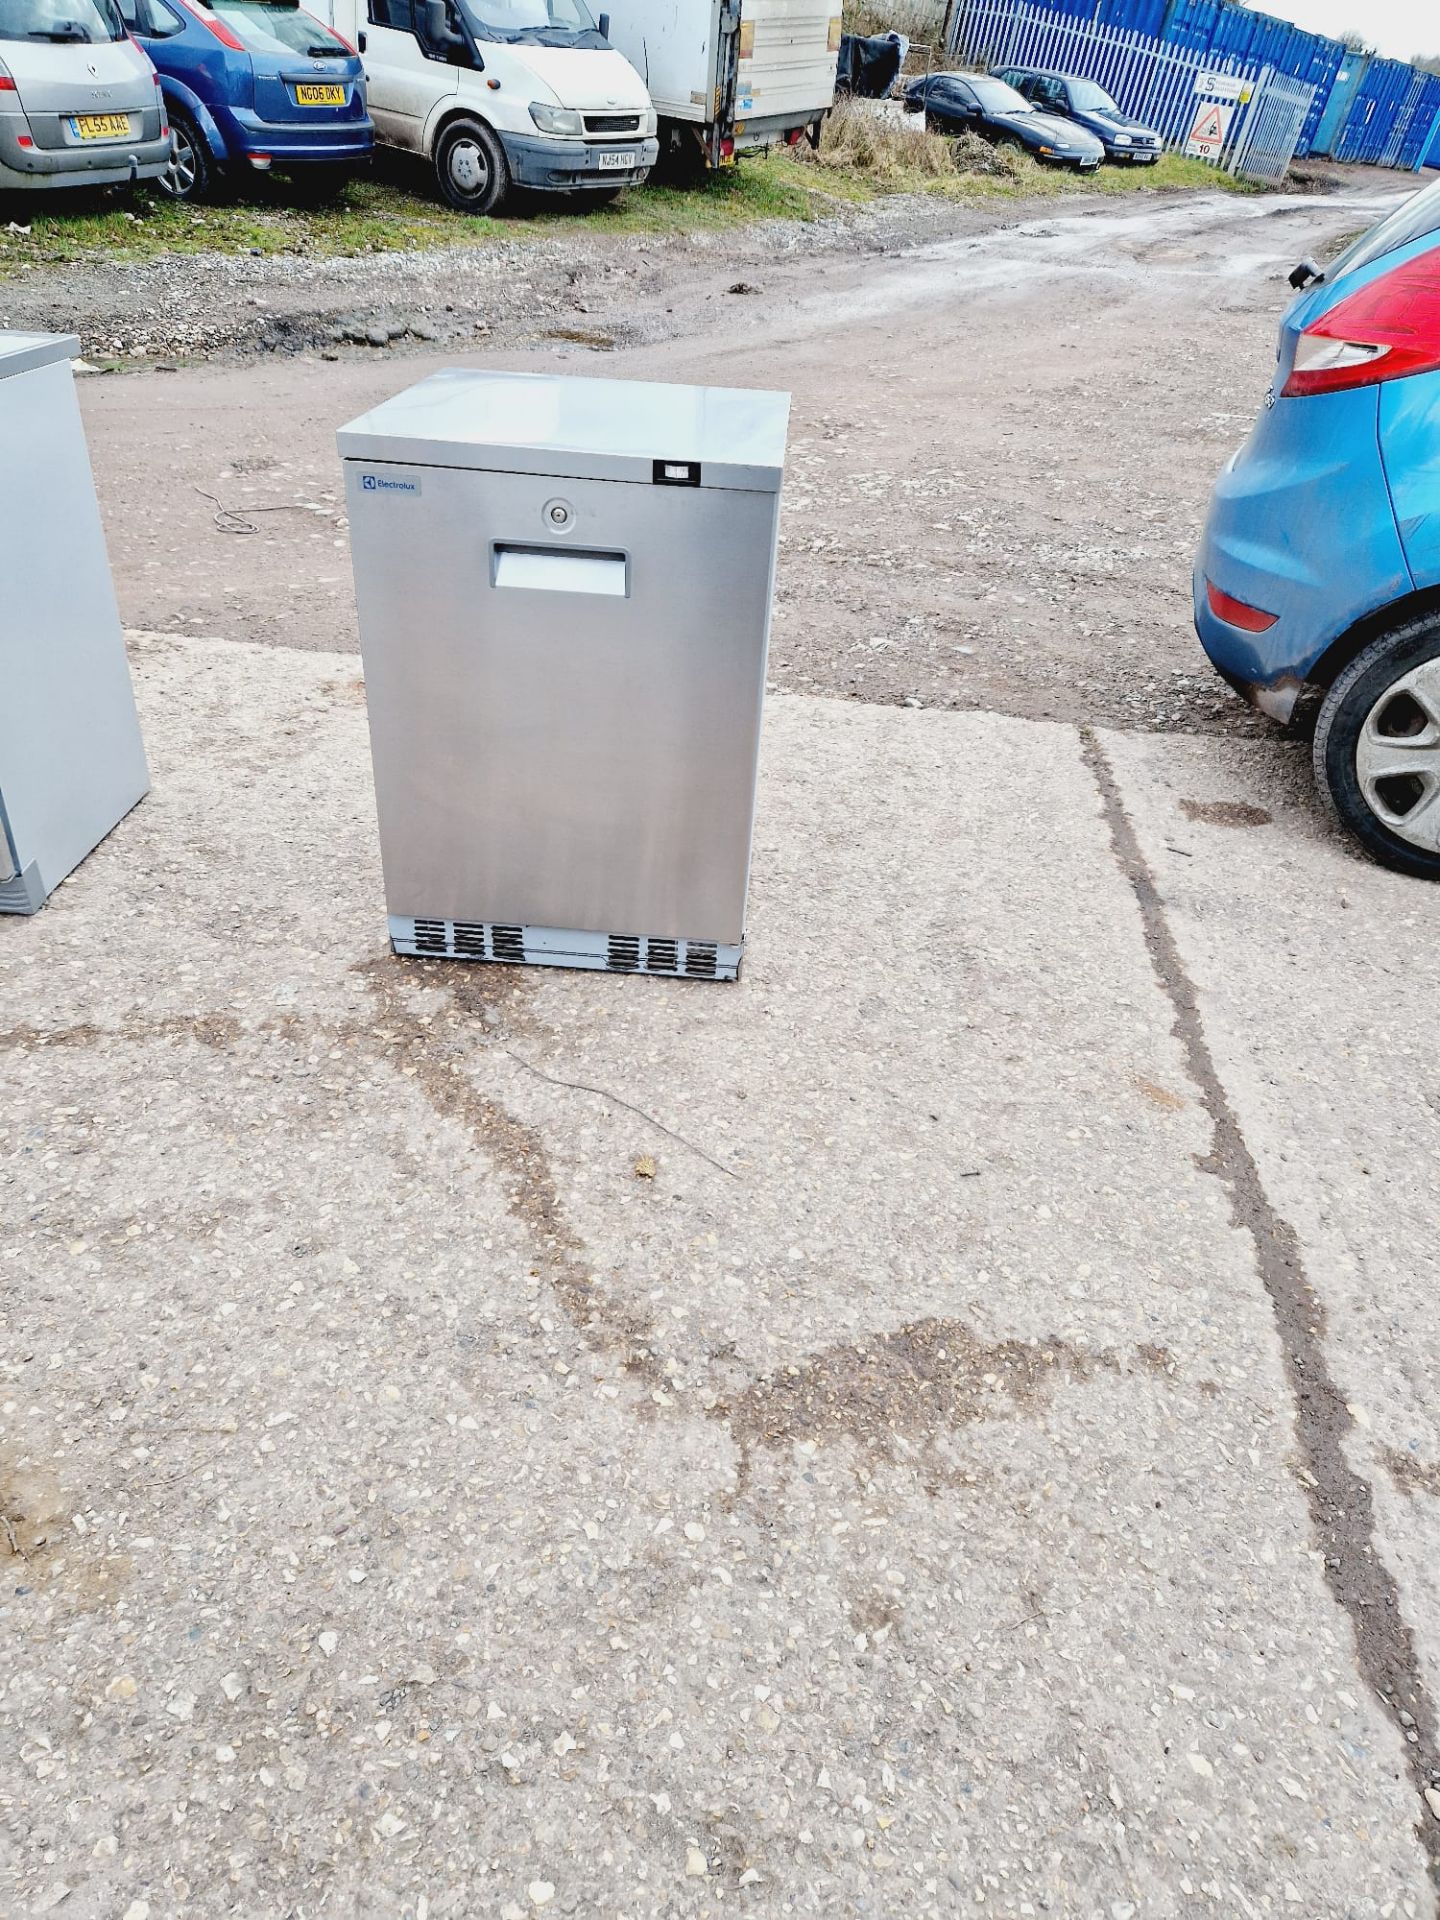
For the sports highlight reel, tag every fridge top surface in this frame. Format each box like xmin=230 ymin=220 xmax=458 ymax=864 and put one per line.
xmin=337 ymin=368 xmax=790 ymax=492
xmin=0 ymin=331 xmax=81 ymax=381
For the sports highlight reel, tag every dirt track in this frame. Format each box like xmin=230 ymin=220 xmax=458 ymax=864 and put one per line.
xmin=71 ymin=176 xmax=1412 ymax=732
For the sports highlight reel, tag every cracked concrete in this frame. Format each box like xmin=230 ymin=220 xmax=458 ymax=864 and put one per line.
xmin=3 ymin=634 xmax=1438 ymax=1916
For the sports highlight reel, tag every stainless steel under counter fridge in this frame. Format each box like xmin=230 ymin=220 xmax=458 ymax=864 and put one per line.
xmin=338 ymin=369 xmax=789 ymax=981
xmin=0 ymin=330 xmax=149 ymax=915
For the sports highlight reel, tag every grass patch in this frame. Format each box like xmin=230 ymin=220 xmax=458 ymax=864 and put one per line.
xmin=0 ymin=125 xmax=1253 ymax=280
xmin=798 ymin=98 xmax=1256 ymax=199
xmin=0 ymin=171 xmax=506 ymax=272
xmin=525 ymin=156 xmax=824 ymax=233
xmin=0 ymin=152 xmax=826 ymax=278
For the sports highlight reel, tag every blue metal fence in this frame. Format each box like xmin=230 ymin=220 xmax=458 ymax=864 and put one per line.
xmin=985 ymin=0 xmax=1440 ymax=172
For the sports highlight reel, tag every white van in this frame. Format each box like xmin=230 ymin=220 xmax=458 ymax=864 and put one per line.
xmin=324 ymin=0 xmax=657 ymax=213
xmin=0 ymin=0 xmax=171 ymax=194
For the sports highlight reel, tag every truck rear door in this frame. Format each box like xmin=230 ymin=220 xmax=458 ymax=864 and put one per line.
xmin=736 ymin=0 xmax=837 ymax=125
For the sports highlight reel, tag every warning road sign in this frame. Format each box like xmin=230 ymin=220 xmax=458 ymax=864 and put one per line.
xmin=1185 ymin=97 xmax=1234 ymax=163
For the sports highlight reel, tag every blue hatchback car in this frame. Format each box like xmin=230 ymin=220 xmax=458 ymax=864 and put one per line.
xmin=116 ymin=0 xmax=372 ymax=201
xmin=1196 ymin=179 xmax=1440 ymax=879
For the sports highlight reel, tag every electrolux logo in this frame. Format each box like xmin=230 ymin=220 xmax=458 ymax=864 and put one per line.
xmin=360 ymin=472 xmax=421 ymax=496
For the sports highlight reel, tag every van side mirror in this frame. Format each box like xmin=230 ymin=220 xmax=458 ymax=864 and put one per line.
xmin=424 ymin=0 xmax=460 ymax=45
xmin=1289 ymin=257 xmax=1320 ymax=291
xmin=597 ymin=10 xmax=610 ymax=36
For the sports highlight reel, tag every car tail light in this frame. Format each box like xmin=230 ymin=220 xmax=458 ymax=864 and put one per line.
xmin=1206 ymin=579 xmax=1278 ymax=633
xmin=720 ymin=136 xmax=735 ymax=159
xmin=173 ymin=0 xmax=246 ymax=52
xmin=0 ymin=59 xmax=15 ymax=91
xmin=1283 ymin=251 xmax=1440 ymax=398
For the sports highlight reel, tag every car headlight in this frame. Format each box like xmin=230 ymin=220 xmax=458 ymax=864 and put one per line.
xmin=1038 ymin=145 xmax=1055 ymax=155
xmin=529 ymin=102 xmax=584 ymax=137
xmin=1114 ymin=132 xmax=1132 ymax=145
xmin=644 ymin=107 xmax=657 ymax=136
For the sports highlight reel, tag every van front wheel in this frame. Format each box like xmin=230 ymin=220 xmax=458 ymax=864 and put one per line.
xmin=435 ymin=118 xmax=509 ymax=215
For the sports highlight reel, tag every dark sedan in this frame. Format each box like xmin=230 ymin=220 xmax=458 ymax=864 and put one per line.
xmin=905 ymin=72 xmax=1105 ymax=170
xmin=996 ymin=67 xmax=1165 ymax=163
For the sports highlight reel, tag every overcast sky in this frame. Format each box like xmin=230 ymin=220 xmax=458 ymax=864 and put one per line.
xmin=1251 ymin=0 xmax=1438 ymax=61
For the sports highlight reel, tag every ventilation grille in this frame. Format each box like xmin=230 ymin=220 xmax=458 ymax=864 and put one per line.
xmin=585 ymin=113 xmax=641 ymax=133
xmin=395 ymin=919 xmax=737 ymax=979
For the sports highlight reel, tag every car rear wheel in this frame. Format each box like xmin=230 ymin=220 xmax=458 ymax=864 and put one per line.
xmin=435 ymin=117 xmax=510 ymax=216
xmin=158 ymin=109 xmax=212 ymax=204
xmin=1313 ymin=616 xmax=1440 ymax=879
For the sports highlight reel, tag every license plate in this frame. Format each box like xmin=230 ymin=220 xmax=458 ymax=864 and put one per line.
xmin=70 ymin=113 xmax=130 ymax=140
xmin=295 ymin=83 xmax=346 ymax=105
xmin=598 ymin=150 xmax=636 ymax=170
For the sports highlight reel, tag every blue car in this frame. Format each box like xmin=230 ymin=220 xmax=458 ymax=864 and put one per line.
xmin=1196 ymin=179 xmax=1440 ymax=878
xmin=115 ymin=0 xmax=372 ymax=201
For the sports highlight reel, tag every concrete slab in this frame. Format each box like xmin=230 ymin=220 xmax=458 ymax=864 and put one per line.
xmin=0 ymin=637 xmax=1429 ymax=1917
xmin=1104 ymin=724 xmax=1440 ymax=1810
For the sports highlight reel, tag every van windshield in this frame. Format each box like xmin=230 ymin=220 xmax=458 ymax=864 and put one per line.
xmin=460 ymin=0 xmax=600 ymax=47
xmin=0 ymin=0 xmax=125 ymax=41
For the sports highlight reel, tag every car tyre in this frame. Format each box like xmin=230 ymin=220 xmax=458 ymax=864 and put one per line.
xmin=1313 ymin=615 xmax=1440 ymax=879
xmin=435 ymin=116 xmax=510 ymax=215
xmin=158 ymin=108 xmax=212 ymax=204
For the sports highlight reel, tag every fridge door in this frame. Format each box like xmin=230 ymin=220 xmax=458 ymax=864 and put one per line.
xmin=346 ymin=460 xmax=778 ymax=946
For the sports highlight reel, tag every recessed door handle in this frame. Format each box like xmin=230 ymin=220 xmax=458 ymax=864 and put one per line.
xmin=492 ymin=543 xmax=628 ymax=596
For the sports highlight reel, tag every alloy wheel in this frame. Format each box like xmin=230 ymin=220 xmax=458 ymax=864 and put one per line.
xmin=161 ymin=122 xmax=198 ymax=200
xmin=1355 ymin=656 xmax=1440 ymax=852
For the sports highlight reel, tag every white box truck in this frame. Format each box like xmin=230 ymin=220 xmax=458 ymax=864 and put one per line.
xmin=323 ymin=0 xmax=658 ymax=213
xmin=606 ymin=0 xmax=839 ymax=169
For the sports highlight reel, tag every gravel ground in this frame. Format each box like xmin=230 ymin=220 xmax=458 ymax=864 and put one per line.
xmin=0 ymin=191 xmax=965 ymax=363
xmin=69 ymin=171 xmax=1415 ymax=734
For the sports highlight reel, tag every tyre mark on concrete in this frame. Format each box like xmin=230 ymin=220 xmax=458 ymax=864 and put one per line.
xmin=1081 ymin=726 xmax=1440 ymax=1893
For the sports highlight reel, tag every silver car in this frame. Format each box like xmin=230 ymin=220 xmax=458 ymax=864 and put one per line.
xmin=0 ymin=0 xmax=171 ymax=193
